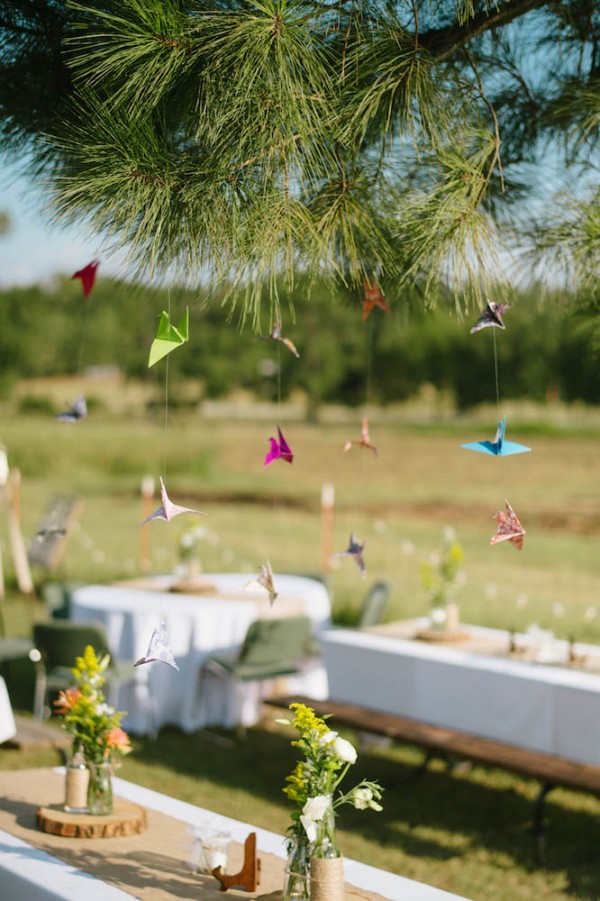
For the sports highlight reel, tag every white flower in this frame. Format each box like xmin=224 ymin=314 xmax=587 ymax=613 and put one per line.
xmin=319 ymin=731 xmax=357 ymax=764
xmin=332 ymin=736 xmax=357 ymax=764
xmin=300 ymin=795 xmax=331 ymax=842
xmin=95 ymin=702 xmax=114 ymax=717
xmin=302 ymin=795 xmax=331 ymax=821
xmin=351 ymin=788 xmax=383 ymax=811
xmin=319 ymin=730 xmax=338 ymax=748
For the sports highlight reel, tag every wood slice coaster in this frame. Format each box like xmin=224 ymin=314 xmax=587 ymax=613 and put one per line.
xmin=37 ymin=798 xmax=147 ymax=838
xmin=168 ymin=579 xmax=218 ymax=594
xmin=415 ymin=628 xmax=470 ymax=643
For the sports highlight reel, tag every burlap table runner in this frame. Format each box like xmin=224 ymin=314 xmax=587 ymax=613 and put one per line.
xmin=0 ymin=769 xmax=388 ymax=901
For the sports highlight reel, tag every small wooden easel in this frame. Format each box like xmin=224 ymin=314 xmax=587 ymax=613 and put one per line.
xmin=212 ymin=832 xmax=261 ymax=893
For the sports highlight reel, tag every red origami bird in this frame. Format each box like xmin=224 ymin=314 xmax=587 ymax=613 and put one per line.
xmin=72 ymin=260 xmax=99 ymax=298
xmin=491 ymin=499 xmax=526 ymax=551
xmin=362 ymin=277 xmax=390 ymax=321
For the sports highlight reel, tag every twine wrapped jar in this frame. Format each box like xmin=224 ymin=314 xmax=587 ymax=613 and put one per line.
xmin=310 ymin=856 xmax=345 ymax=901
xmin=64 ymin=746 xmax=89 ymax=813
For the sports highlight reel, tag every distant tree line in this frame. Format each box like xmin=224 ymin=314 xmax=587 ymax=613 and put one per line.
xmin=1 ymin=276 xmax=599 ymax=415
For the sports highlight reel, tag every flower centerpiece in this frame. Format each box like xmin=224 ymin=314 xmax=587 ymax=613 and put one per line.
xmin=420 ymin=526 xmax=465 ymax=632
xmin=177 ymin=524 xmax=207 ymax=580
xmin=279 ymin=702 xmax=383 ymax=901
xmin=53 ymin=645 xmax=132 ymax=815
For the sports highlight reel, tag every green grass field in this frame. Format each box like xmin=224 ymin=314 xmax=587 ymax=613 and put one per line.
xmin=2 ymin=398 xmax=600 ymax=901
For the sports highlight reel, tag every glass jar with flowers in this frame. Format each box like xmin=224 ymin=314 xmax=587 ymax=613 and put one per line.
xmin=420 ymin=526 xmax=465 ymax=633
xmin=279 ymin=703 xmax=383 ymax=901
xmin=53 ymin=645 xmax=132 ymax=816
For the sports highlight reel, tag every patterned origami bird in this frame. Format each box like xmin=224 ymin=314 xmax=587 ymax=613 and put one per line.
xmin=139 ymin=477 xmax=206 ymax=526
xmin=134 ymin=621 xmax=179 ymax=670
xmin=55 ymin=395 xmax=87 ymax=422
xmin=72 ymin=261 xmax=99 ymax=298
xmin=343 ymin=417 xmax=380 ymax=457
xmin=258 ymin=322 xmax=300 ymax=358
xmin=333 ymin=533 xmax=366 ymax=578
xmin=264 ymin=427 xmax=294 ymax=466
xmin=362 ymin=277 xmax=390 ymax=321
xmin=148 ymin=308 xmax=189 ymax=367
xmin=244 ymin=561 xmax=278 ymax=605
xmin=470 ymin=301 xmax=511 ymax=333
xmin=491 ymin=500 xmax=526 ymax=551
xmin=462 ymin=419 xmax=531 ymax=457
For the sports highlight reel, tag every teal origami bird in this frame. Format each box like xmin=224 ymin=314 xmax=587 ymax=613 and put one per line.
xmin=148 ymin=308 xmax=189 ymax=367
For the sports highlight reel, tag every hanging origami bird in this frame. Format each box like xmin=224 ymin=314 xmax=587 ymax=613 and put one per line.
xmin=148 ymin=307 xmax=189 ymax=367
xmin=264 ymin=427 xmax=294 ymax=466
xmin=55 ymin=395 xmax=87 ymax=422
xmin=491 ymin=500 xmax=526 ymax=551
xmin=343 ymin=417 xmax=380 ymax=457
xmin=72 ymin=260 xmax=99 ymax=298
xmin=333 ymin=533 xmax=366 ymax=577
xmin=462 ymin=419 xmax=531 ymax=456
xmin=134 ymin=621 xmax=179 ymax=670
xmin=139 ymin=477 xmax=205 ymax=526
xmin=258 ymin=321 xmax=300 ymax=358
xmin=244 ymin=561 xmax=278 ymax=605
xmin=470 ymin=301 xmax=511 ymax=333
xmin=362 ymin=277 xmax=390 ymax=321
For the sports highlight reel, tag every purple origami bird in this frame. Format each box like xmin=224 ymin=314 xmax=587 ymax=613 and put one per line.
xmin=139 ymin=477 xmax=206 ymax=526
xmin=333 ymin=533 xmax=366 ymax=578
xmin=55 ymin=395 xmax=87 ymax=422
xmin=470 ymin=301 xmax=511 ymax=333
xmin=264 ymin=427 xmax=294 ymax=466
xmin=134 ymin=621 xmax=179 ymax=670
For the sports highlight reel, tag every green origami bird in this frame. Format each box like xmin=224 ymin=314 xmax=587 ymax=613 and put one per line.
xmin=148 ymin=307 xmax=189 ymax=367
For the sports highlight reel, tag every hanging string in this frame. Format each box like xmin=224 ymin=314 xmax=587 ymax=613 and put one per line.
xmin=163 ymin=288 xmax=171 ymax=480
xmin=76 ymin=294 xmax=93 ymax=376
xmin=492 ymin=328 xmax=501 ymax=414
xmin=364 ymin=318 xmax=375 ymax=409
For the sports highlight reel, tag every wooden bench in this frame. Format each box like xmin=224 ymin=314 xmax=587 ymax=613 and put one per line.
xmin=267 ymin=694 xmax=600 ymax=862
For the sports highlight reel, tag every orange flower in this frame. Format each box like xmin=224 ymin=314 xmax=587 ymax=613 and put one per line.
xmin=53 ymin=688 xmax=81 ymax=715
xmin=106 ymin=727 xmax=131 ymax=754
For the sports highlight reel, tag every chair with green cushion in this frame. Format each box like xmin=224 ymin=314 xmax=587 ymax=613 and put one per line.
xmin=41 ymin=582 xmax=84 ymax=620
xmin=356 ymin=581 xmax=391 ymax=628
xmin=32 ymin=621 xmax=137 ymax=720
xmin=199 ymin=615 xmax=315 ymax=731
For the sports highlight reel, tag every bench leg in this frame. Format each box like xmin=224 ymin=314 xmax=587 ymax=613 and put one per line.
xmin=533 ymin=782 xmax=554 ymax=865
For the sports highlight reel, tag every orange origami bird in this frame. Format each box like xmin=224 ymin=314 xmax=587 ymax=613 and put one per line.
xmin=362 ymin=277 xmax=390 ymax=321
xmin=343 ymin=417 xmax=379 ymax=457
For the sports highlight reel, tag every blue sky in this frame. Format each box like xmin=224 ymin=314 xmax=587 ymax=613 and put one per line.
xmin=0 ymin=161 xmax=125 ymax=288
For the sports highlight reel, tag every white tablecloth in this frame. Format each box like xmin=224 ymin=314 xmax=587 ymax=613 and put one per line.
xmin=0 ymin=675 xmax=16 ymax=744
xmin=71 ymin=574 xmax=331 ymax=735
xmin=321 ymin=624 xmax=600 ymax=766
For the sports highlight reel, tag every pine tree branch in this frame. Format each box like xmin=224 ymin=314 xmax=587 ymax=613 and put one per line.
xmin=420 ymin=0 xmax=551 ymax=60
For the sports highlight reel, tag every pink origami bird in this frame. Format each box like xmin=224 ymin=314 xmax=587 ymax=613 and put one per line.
xmin=72 ymin=260 xmax=99 ymax=298
xmin=139 ymin=477 xmax=206 ymax=526
xmin=134 ymin=621 xmax=179 ymax=670
xmin=362 ymin=277 xmax=390 ymax=321
xmin=333 ymin=533 xmax=366 ymax=578
xmin=470 ymin=301 xmax=511 ymax=333
xmin=343 ymin=417 xmax=379 ymax=457
xmin=491 ymin=499 xmax=526 ymax=551
xmin=264 ymin=427 xmax=294 ymax=466
xmin=259 ymin=321 xmax=300 ymax=358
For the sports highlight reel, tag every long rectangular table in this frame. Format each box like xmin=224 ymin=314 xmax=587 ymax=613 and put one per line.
xmin=0 ymin=768 xmax=471 ymax=901
xmin=320 ymin=620 xmax=600 ymax=767
xmin=71 ymin=574 xmax=331 ymax=735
